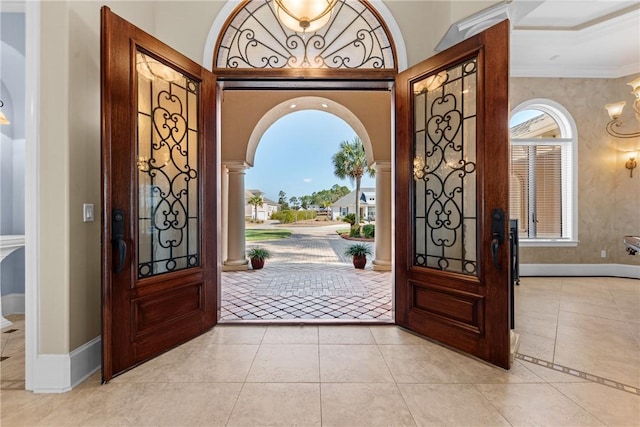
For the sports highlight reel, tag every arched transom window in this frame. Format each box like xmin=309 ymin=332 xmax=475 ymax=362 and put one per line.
xmin=215 ymin=0 xmax=396 ymax=70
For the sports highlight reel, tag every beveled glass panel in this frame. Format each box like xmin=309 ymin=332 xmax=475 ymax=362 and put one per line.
xmin=136 ymin=51 xmax=200 ymax=278
xmin=412 ymin=57 xmax=478 ymax=275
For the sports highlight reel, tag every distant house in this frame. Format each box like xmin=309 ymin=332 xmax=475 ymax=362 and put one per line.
xmin=330 ymin=187 xmax=375 ymax=222
xmin=245 ymin=189 xmax=279 ymax=220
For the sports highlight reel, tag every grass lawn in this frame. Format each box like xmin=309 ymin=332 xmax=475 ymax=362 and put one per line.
xmin=246 ymin=229 xmax=292 ymax=241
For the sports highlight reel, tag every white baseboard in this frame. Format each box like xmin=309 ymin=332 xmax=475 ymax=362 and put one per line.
xmin=521 ymin=263 xmax=640 ymax=279
xmin=2 ymin=293 xmax=25 ymax=315
xmin=30 ymin=336 xmax=101 ymax=393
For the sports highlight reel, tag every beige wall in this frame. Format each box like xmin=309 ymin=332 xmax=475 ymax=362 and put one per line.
xmin=40 ymin=1 xmax=156 ymax=353
xmin=512 ymin=74 xmax=640 ymax=266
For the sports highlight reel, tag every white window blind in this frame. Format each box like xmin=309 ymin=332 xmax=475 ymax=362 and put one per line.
xmin=509 ymin=106 xmax=576 ymax=242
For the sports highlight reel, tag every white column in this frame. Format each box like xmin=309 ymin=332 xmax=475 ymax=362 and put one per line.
xmin=373 ymin=162 xmax=392 ymax=271
xmin=221 ymin=164 xmax=229 ymax=266
xmin=223 ymin=163 xmax=249 ymax=271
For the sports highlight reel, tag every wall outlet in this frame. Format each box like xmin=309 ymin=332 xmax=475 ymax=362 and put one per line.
xmin=83 ymin=204 xmax=95 ymax=223
xmin=600 ymin=250 xmax=607 ymax=258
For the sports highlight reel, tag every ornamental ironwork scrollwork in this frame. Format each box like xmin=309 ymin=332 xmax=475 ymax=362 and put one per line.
xmin=413 ymin=58 xmax=478 ymax=276
xmin=138 ymin=75 xmax=200 ymax=278
xmin=216 ymin=0 xmax=395 ymax=70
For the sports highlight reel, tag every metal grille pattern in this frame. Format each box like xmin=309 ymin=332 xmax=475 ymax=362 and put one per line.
xmin=216 ymin=0 xmax=395 ymax=69
xmin=413 ymin=58 xmax=478 ymax=275
xmin=136 ymin=52 xmax=200 ymax=278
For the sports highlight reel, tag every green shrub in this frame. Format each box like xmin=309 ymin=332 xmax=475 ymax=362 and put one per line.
xmin=343 ymin=213 xmax=356 ymax=226
xmin=349 ymin=226 xmax=361 ymax=238
xmin=344 ymin=243 xmax=372 ymax=257
xmin=362 ymin=224 xmax=375 ymax=238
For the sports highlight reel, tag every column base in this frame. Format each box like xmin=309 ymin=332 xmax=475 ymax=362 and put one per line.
xmin=372 ymin=259 xmax=392 ymax=271
xmin=223 ymin=259 xmax=249 ymax=271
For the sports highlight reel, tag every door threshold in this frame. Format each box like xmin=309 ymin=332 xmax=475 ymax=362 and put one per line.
xmin=217 ymin=318 xmax=394 ymax=326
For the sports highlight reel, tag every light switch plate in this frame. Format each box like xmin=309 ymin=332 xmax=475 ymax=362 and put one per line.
xmin=83 ymin=203 xmax=95 ymax=222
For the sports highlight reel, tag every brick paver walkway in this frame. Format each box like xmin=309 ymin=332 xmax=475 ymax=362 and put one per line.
xmin=221 ymin=224 xmax=392 ymax=322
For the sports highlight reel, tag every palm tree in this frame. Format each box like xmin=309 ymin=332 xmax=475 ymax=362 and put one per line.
xmin=331 ymin=136 xmax=375 ymax=225
xmin=248 ymin=194 xmax=264 ymax=221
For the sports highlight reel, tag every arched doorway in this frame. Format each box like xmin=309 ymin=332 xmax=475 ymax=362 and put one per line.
xmin=221 ymin=97 xmax=393 ymax=321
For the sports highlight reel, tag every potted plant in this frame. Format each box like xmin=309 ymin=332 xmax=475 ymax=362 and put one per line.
xmin=344 ymin=243 xmax=372 ymax=269
xmin=247 ymin=247 xmax=271 ymax=270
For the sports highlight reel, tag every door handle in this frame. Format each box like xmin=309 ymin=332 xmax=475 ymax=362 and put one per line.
xmin=111 ymin=208 xmax=127 ymax=274
xmin=490 ymin=208 xmax=505 ymax=270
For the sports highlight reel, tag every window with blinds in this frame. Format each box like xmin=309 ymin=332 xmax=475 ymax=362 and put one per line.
xmin=509 ymin=106 xmax=575 ymax=241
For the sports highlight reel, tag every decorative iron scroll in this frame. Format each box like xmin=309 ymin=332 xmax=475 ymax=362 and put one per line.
xmin=215 ymin=0 xmax=395 ymax=69
xmin=137 ymin=53 xmax=200 ymax=278
xmin=413 ymin=58 xmax=478 ymax=276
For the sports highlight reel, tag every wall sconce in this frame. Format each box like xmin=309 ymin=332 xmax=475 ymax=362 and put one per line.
xmin=626 ymin=152 xmax=637 ymax=178
xmin=275 ymin=0 xmax=337 ymax=32
xmin=413 ymin=155 xmax=425 ymax=180
xmin=0 ymin=100 xmax=10 ymax=125
xmin=604 ymin=77 xmax=640 ymax=139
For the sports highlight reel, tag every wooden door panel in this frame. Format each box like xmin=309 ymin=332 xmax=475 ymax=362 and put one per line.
xmin=395 ymin=21 xmax=510 ymax=369
xmin=101 ymin=7 xmax=218 ymax=381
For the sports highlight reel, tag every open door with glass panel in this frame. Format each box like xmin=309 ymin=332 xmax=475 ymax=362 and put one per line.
xmin=395 ymin=21 xmax=512 ymax=368
xmin=101 ymin=7 xmax=218 ymax=381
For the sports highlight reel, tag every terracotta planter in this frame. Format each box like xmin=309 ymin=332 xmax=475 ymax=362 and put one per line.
xmin=250 ymin=258 xmax=265 ymax=269
xmin=352 ymin=255 xmax=367 ymax=269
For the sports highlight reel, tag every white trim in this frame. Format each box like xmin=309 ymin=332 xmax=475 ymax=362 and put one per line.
xmin=202 ymin=0 xmax=408 ymax=72
xmin=511 ymin=64 xmax=640 ymax=79
xmin=30 ymin=336 xmax=101 ymax=393
xmin=519 ymin=240 xmax=579 ymax=248
xmin=31 ymin=354 xmax=71 ymax=393
xmin=24 ymin=0 xmax=41 ymax=392
xmin=521 ymin=263 xmax=640 ymax=279
xmin=69 ymin=336 xmax=101 ymax=388
xmin=436 ymin=2 xmax=512 ymax=52
xmin=2 ymin=293 xmax=25 ymax=315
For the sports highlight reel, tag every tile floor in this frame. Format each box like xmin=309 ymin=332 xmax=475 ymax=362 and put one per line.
xmin=1 ymin=277 xmax=639 ymax=426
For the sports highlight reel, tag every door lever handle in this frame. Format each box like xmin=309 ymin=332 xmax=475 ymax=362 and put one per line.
xmin=112 ymin=208 xmax=127 ymax=274
xmin=490 ymin=208 xmax=506 ymax=270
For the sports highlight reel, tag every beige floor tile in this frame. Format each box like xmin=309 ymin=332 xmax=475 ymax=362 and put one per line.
xmin=111 ymin=344 xmax=192 ymax=383
xmin=443 ymin=351 xmax=543 ymax=384
xmin=516 ymin=360 xmax=589 ymax=383
xmin=0 ymin=389 xmax=63 ymax=426
xmin=206 ymin=325 xmax=267 ymax=344
xmin=378 ymin=344 xmax=469 ymax=384
xmin=476 ymin=383 xmax=604 ymax=426
xmin=321 ymin=383 xmax=416 ymax=427
xmin=319 ymin=344 xmax=394 ymax=383
xmin=553 ymin=339 xmax=640 ymax=388
xmin=518 ymin=277 xmax=563 ymax=291
xmin=514 ymin=310 xmax=558 ymax=340
xmin=398 ymin=383 xmax=510 ymax=426
xmin=318 ymin=325 xmax=376 ymax=344
xmin=35 ymin=382 xmax=163 ymax=426
xmin=227 ymin=383 xmax=321 ymax=426
xmin=369 ymin=326 xmax=430 ymax=345
xmin=183 ymin=344 xmax=259 ymax=382
xmin=552 ymin=382 xmax=640 ymax=427
xmin=131 ymin=382 xmax=242 ymax=426
xmin=246 ymin=344 xmax=319 ymax=382
xmin=262 ymin=325 xmax=319 ymax=344
xmin=517 ymin=332 xmax=556 ymax=361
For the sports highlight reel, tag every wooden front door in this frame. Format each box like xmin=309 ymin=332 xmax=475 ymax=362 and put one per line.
xmin=101 ymin=7 xmax=218 ymax=381
xmin=395 ymin=21 xmax=511 ymax=368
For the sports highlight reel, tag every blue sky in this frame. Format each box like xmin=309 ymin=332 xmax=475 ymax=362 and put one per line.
xmin=246 ymin=110 xmax=376 ymax=202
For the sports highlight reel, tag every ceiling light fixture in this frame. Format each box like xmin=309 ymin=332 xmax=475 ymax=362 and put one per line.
xmin=0 ymin=100 xmax=10 ymax=126
xmin=275 ymin=0 xmax=338 ymax=33
xmin=604 ymin=77 xmax=640 ymax=139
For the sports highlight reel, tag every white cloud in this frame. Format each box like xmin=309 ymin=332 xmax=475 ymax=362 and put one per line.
xmin=303 ymin=178 xmax=312 ymax=183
